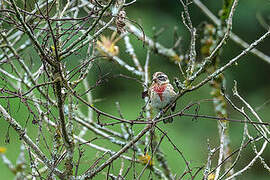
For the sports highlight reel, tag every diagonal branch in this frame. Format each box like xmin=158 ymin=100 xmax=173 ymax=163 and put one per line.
xmin=193 ymin=0 xmax=270 ymax=64
xmin=9 ymin=0 xmax=57 ymax=68
xmin=0 ymin=104 xmax=65 ymax=179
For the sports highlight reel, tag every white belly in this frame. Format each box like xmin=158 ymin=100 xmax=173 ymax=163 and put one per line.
xmin=150 ymin=89 xmax=173 ymax=110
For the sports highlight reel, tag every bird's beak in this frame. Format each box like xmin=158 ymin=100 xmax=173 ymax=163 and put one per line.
xmin=152 ymin=78 xmax=157 ymax=82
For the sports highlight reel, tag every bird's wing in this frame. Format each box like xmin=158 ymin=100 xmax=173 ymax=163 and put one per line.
xmin=167 ymin=84 xmax=177 ymax=96
xmin=142 ymin=90 xmax=148 ymax=99
xmin=142 ymin=83 xmax=154 ymax=99
xmin=167 ymin=84 xmax=177 ymax=111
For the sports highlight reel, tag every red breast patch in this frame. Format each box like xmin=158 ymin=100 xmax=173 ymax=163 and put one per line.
xmin=153 ymin=84 xmax=166 ymax=101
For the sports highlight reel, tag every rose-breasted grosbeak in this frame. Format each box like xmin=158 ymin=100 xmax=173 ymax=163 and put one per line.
xmin=143 ymin=72 xmax=177 ymax=123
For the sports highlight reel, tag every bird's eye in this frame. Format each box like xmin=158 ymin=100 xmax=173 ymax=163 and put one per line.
xmin=157 ymin=75 xmax=167 ymax=81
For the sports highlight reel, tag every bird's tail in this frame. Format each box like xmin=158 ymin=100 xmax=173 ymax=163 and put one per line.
xmin=163 ymin=110 xmax=173 ymax=123
xmin=163 ymin=102 xmax=176 ymax=123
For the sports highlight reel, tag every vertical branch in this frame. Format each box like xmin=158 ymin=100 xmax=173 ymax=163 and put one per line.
xmin=199 ymin=2 xmax=240 ymax=178
xmin=179 ymin=0 xmax=196 ymax=80
xmin=124 ymin=35 xmax=143 ymax=72
xmin=54 ymin=76 xmax=74 ymax=177
xmin=143 ymin=49 xmax=151 ymax=121
xmin=15 ymin=143 xmax=26 ymax=179
xmin=142 ymin=49 xmax=151 ymax=167
xmin=66 ymin=94 xmax=75 ymax=177
xmin=0 ymin=148 xmax=15 ymax=174
xmin=78 ymin=79 xmax=94 ymax=138
xmin=214 ymin=126 xmax=225 ymax=180
xmin=203 ymin=139 xmax=218 ymax=180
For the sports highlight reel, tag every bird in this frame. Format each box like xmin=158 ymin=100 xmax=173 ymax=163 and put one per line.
xmin=143 ymin=72 xmax=177 ymax=123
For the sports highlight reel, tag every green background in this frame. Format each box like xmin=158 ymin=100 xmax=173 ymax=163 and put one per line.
xmin=1 ymin=0 xmax=270 ymax=179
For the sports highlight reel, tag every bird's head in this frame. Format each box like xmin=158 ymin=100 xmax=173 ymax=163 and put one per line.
xmin=152 ymin=72 xmax=169 ymax=85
